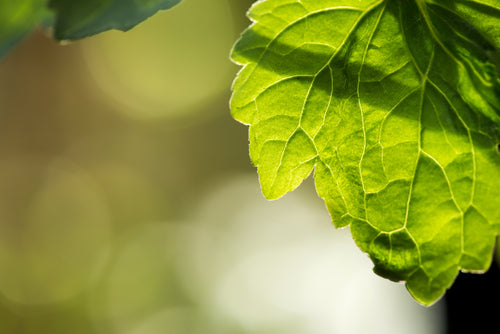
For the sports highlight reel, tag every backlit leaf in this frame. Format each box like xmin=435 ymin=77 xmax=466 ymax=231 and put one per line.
xmin=231 ymin=0 xmax=500 ymax=305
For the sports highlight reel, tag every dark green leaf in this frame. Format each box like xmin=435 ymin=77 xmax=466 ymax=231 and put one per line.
xmin=49 ymin=0 xmax=181 ymax=40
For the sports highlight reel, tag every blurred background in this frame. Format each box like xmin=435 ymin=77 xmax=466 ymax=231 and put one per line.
xmin=0 ymin=0 xmax=497 ymax=333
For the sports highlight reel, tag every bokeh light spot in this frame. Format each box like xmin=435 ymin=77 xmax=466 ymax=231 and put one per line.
xmin=0 ymin=157 xmax=111 ymax=305
xmin=82 ymin=0 xmax=236 ymax=120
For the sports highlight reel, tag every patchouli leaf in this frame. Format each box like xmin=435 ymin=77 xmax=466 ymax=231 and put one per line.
xmin=49 ymin=0 xmax=181 ymax=40
xmin=231 ymin=0 xmax=500 ymax=305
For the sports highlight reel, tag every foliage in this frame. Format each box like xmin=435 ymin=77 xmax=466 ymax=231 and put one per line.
xmin=0 ymin=0 xmax=181 ymax=57
xmin=0 ymin=0 xmax=48 ymax=58
xmin=1 ymin=0 xmax=499 ymax=306
xmin=49 ymin=0 xmax=181 ymax=40
xmin=231 ymin=0 xmax=500 ymax=305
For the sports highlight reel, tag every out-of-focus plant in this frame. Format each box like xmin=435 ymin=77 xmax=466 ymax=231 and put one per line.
xmin=0 ymin=0 xmax=181 ymax=57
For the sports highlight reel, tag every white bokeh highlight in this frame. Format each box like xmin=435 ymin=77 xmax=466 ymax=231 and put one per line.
xmin=180 ymin=174 xmax=446 ymax=334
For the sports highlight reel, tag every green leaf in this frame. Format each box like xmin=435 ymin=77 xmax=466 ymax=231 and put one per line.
xmin=48 ymin=0 xmax=181 ymax=40
xmin=0 ymin=0 xmax=181 ymax=58
xmin=231 ymin=0 xmax=500 ymax=305
xmin=0 ymin=0 xmax=48 ymax=58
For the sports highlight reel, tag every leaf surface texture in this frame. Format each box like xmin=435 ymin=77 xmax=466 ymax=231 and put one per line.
xmin=231 ymin=0 xmax=500 ymax=305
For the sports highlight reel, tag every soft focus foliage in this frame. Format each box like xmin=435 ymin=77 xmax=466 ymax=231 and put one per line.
xmin=49 ymin=0 xmax=181 ymax=40
xmin=0 ymin=0 xmax=47 ymax=58
xmin=0 ymin=0 xmax=181 ymax=58
xmin=231 ymin=0 xmax=500 ymax=304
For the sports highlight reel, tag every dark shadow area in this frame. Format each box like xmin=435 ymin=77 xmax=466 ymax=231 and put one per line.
xmin=445 ymin=258 xmax=500 ymax=333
